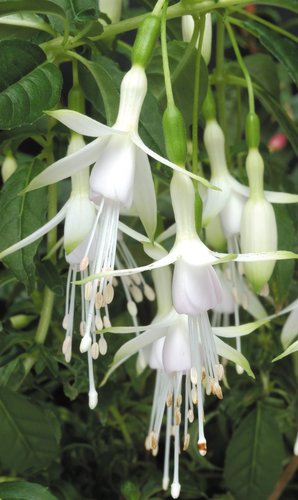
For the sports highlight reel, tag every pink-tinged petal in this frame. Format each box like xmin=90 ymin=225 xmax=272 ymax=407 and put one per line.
xmin=133 ymin=147 xmax=157 ymax=240
xmin=90 ymin=135 xmax=135 ymax=207
xmin=172 ymin=259 xmax=223 ymax=314
xmin=26 ymin=137 xmax=104 ymax=191
xmin=47 ymin=110 xmax=119 ymax=137
xmin=162 ymin=316 xmax=191 ymax=373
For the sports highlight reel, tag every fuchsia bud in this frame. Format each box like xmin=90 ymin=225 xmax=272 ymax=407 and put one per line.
xmin=267 ymin=133 xmax=288 ymax=152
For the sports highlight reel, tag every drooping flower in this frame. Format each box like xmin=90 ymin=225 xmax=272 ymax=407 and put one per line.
xmin=240 ymin=147 xmax=278 ymax=293
xmin=102 ymin=264 xmax=257 ymax=499
xmin=202 ymin=118 xmax=298 ymax=236
xmin=182 ymin=13 xmax=212 ymax=65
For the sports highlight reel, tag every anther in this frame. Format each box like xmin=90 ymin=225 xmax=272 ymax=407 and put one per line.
xmin=91 ymin=342 xmax=99 ymax=360
xmin=143 ymin=284 xmax=155 ymax=301
xmin=183 ymin=433 xmax=190 ymax=451
xmin=103 ymin=315 xmax=111 ymax=329
xmin=127 ymin=300 xmax=138 ymax=317
xmin=80 ymin=256 xmax=89 ymax=272
xmin=197 ymin=439 xmax=207 ymax=456
xmin=103 ymin=283 xmax=114 ymax=304
xmin=98 ymin=336 xmax=108 ymax=355
xmin=62 ymin=314 xmax=69 ymax=330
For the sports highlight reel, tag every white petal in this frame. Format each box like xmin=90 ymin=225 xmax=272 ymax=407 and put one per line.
xmin=273 ymin=340 xmax=298 ymax=361
xmin=220 ymin=190 xmax=246 ymax=237
xmin=133 ymin=147 xmax=157 ymax=240
xmin=26 ymin=137 xmax=104 ymax=191
xmin=131 ymin=133 xmax=214 ymax=188
xmin=90 ymin=135 xmax=135 ymax=207
xmin=214 ymin=337 xmax=254 ymax=377
xmin=202 ymin=176 xmax=231 ymax=226
xmin=149 ymin=336 xmax=166 ymax=370
xmin=64 ymin=196 xmax=96 ymax=254
xmin=172 ymin=259 xmax=223 ymax=314
xmin=229 ymin=175 xmax=298 ymax=204
xmin=47 ymin=109 xmax=117 ymax=137
xmin=162 ymin=316 xmax=191 ymax=373
xmin=100 ymin=314 xmax=175 ymax=386
xmin=0 ymin=203 xmax=68 ymax=259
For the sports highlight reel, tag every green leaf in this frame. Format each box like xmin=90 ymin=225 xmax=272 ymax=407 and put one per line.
xmin=139 ymin=91 xmax=165 ymax=155
xmin=244 ymin=54 xmax=280 ymax=100
xmin=0 ymin=388 xmax=60 ymax=473
xmin=0 ymin=40 xmax=62 ymax=129
xmin=0 ymin=358 xmax=25 ymax=390
xmin=242 ymin=21 xmax=298 ymax=87
xmin=120 ymin=480 xmax=141 ymax=500
xmin=0 ymin=159 xmax=48 ymax=291
xmin=78 ymin=57 xmax=120 ymax=125
xmin=224 ymin=405 xmax=285 ymax=500
xmin=0 ymin=481 xmax=58 ymax=500
xmin=0 ymin=0 xmax=66 ymax=18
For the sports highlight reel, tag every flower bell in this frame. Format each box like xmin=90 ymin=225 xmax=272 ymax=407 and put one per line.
xmin=240 ymin=114 xmax=278 ymax=294
xmin=182 ymin=13 xmax=212 ymax=65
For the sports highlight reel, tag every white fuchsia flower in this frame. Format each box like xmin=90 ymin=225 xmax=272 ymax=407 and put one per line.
xmin=182 ymin=13 xmax=212 ymax=65
xmin=202 ymin=119 xmax=298 ymax=237
xmin=102 ymin=265 xmax=258 ymax=498
xmin=240 ymin=147 xmax=278 ymax=293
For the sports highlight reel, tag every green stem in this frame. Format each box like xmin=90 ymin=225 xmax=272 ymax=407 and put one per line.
xmin=161 ymin=1 xmax=174 ymax=107
xmin=157 ymin=18 xmax=200 ymax=101
xmin=89 ymin=1 xmax=259 ymax=42
xmin=110 ymin=406 xmax=133 ymax=446
xmin=215 ymin=15 xmax=226 ymax=133
xmin=192 ymin=15 xmax=206 ymax=175
xmin=225 ymin=20 xmax=255 ymax=114
xmin=153 ymin=0 xmax=166 ymax=16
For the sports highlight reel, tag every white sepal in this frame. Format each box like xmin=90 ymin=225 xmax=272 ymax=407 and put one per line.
xmin=133 ymin=147 xmax=157 ymax=240
xmin=281 ymin=299 xmax=298 ymax=349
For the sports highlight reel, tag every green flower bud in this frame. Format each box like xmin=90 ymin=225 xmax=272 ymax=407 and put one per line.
xmin=132 ymin=15 xmax=160 ymax=68
xmin=162 ymin=105 xmax=187 ymax=166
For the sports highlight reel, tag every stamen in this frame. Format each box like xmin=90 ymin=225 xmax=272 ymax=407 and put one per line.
xmin=103 ymin=282 xmax=114 ymax=304
xmin=103 ymin=315 xmax=111 ymax=328
xmin=91 ymin=342 xmax=99 ymax=359
xmin=98 ymin=335 xmax=108 ymax=355
xmin=130 ymin=285 xmax=143 ymax=303
xmin=197 ymin=439 xmax=207 ymax=456
xmin=144 ymin=283 xmax=156 ymax=301
xmin=127 ymin=300 xmax=138 ymax=316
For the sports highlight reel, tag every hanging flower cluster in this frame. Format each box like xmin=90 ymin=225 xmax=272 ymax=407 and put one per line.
xmin=0 ymin=1 xmax=297 ymax=499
